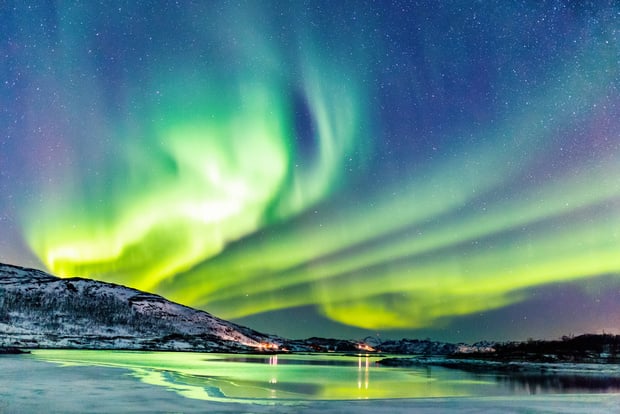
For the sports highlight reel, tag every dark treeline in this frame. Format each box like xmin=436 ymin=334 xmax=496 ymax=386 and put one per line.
xmin=0 ymin=287 xmax=173 ymax=334
xmin=453 ymin=334 xmax=620 ymax=363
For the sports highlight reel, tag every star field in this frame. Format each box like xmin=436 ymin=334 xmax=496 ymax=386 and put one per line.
xmin=1 ymin=1 xmax=619 ymax=341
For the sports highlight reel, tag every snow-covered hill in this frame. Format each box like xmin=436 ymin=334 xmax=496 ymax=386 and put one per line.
xmin=0 ymin=263 xmax=282 ymax=352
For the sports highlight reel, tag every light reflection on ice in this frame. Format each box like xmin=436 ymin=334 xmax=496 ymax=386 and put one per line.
xmin=3 ymin=353 xmax=620 ymax=413
xmin=26 ymin=350 xmax=620 ymax=405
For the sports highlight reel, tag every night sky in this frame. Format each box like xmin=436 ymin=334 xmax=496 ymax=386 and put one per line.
xmin=1 ymin=1 xmax=619 ymax=342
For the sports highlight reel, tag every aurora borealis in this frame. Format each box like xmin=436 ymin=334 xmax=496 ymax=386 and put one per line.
xmin=1 ymin=1 xmax=619 ymax=342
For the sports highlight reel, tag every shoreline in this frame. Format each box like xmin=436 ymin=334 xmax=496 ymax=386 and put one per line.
xmin=0 ymin=346 xmax=29 ymax=355
xmin=378 ymin=355 xmax=620 ymax=378
xmin=2 ymin=353 xmax=620 ymax=413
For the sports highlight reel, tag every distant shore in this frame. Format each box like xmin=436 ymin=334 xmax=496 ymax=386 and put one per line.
xmin=0 ymin=346 xmax=30 ymax=354
xmin=378 ymin=355 xmax=620 ymax=372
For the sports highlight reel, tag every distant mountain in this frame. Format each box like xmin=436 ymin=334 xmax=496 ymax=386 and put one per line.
xmin=0 ymin=263 xmax=284 ymax=352
xmin=0 ymin=262 xmax=508 ymax=355
xmin=373 ymin=338 xmax=496 ymax=355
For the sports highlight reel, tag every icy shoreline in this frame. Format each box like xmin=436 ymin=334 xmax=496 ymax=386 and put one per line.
xmin=2 ymin=354 xmax=620 ymax=413
xmin=379 ymin=355 xmax=620 ymax=376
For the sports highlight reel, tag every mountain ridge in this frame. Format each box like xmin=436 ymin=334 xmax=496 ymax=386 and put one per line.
xmin=0 ymin=262 xmax=285 ymax=352
xmin=0 ymin=262 xmax=515 ymax=355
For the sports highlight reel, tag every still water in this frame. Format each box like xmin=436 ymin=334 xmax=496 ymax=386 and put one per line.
xmin=21 ymin=350 xmax=620 ymax=404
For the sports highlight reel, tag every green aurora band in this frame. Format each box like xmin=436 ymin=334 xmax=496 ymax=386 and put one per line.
xmin=22 ymin=6 xmax=367 ymax=293
xmin=11 ymin=2 xmax=620 ymax=333
xmin=160 ymin=49 xmax=620 ymax=329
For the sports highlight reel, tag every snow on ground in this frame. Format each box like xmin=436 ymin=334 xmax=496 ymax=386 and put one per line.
xmin=1 ymin=262 xmax=281 ymax=350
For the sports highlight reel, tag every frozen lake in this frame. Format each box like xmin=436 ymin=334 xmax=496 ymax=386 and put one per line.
xmin=2 ymin=350 xmax=620 ymax=413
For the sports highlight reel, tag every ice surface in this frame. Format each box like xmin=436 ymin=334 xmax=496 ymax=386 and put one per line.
xmin=2 ymin=354 xmax=620 ymax=413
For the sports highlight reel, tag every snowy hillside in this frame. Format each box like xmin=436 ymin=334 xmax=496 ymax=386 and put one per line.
xmin=0 ymin=263 xmax=282 ymax=352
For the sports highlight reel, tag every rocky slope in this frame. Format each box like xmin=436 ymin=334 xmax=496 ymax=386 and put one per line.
xmin=0 ymin=262 xmax=506 ymax=354
xmin=0 ymin=263 xmax=283 ymax=352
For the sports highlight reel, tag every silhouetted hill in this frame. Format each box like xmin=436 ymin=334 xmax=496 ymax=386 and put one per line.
xmin=470 ymin=334 xmax=620 ymax=363
xmin=0 ymin=263 xmax=283 ymax=352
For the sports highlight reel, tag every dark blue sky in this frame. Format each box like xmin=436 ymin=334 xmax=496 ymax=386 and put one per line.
xmin=1 ymin=1 xmax=619 ymax=342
